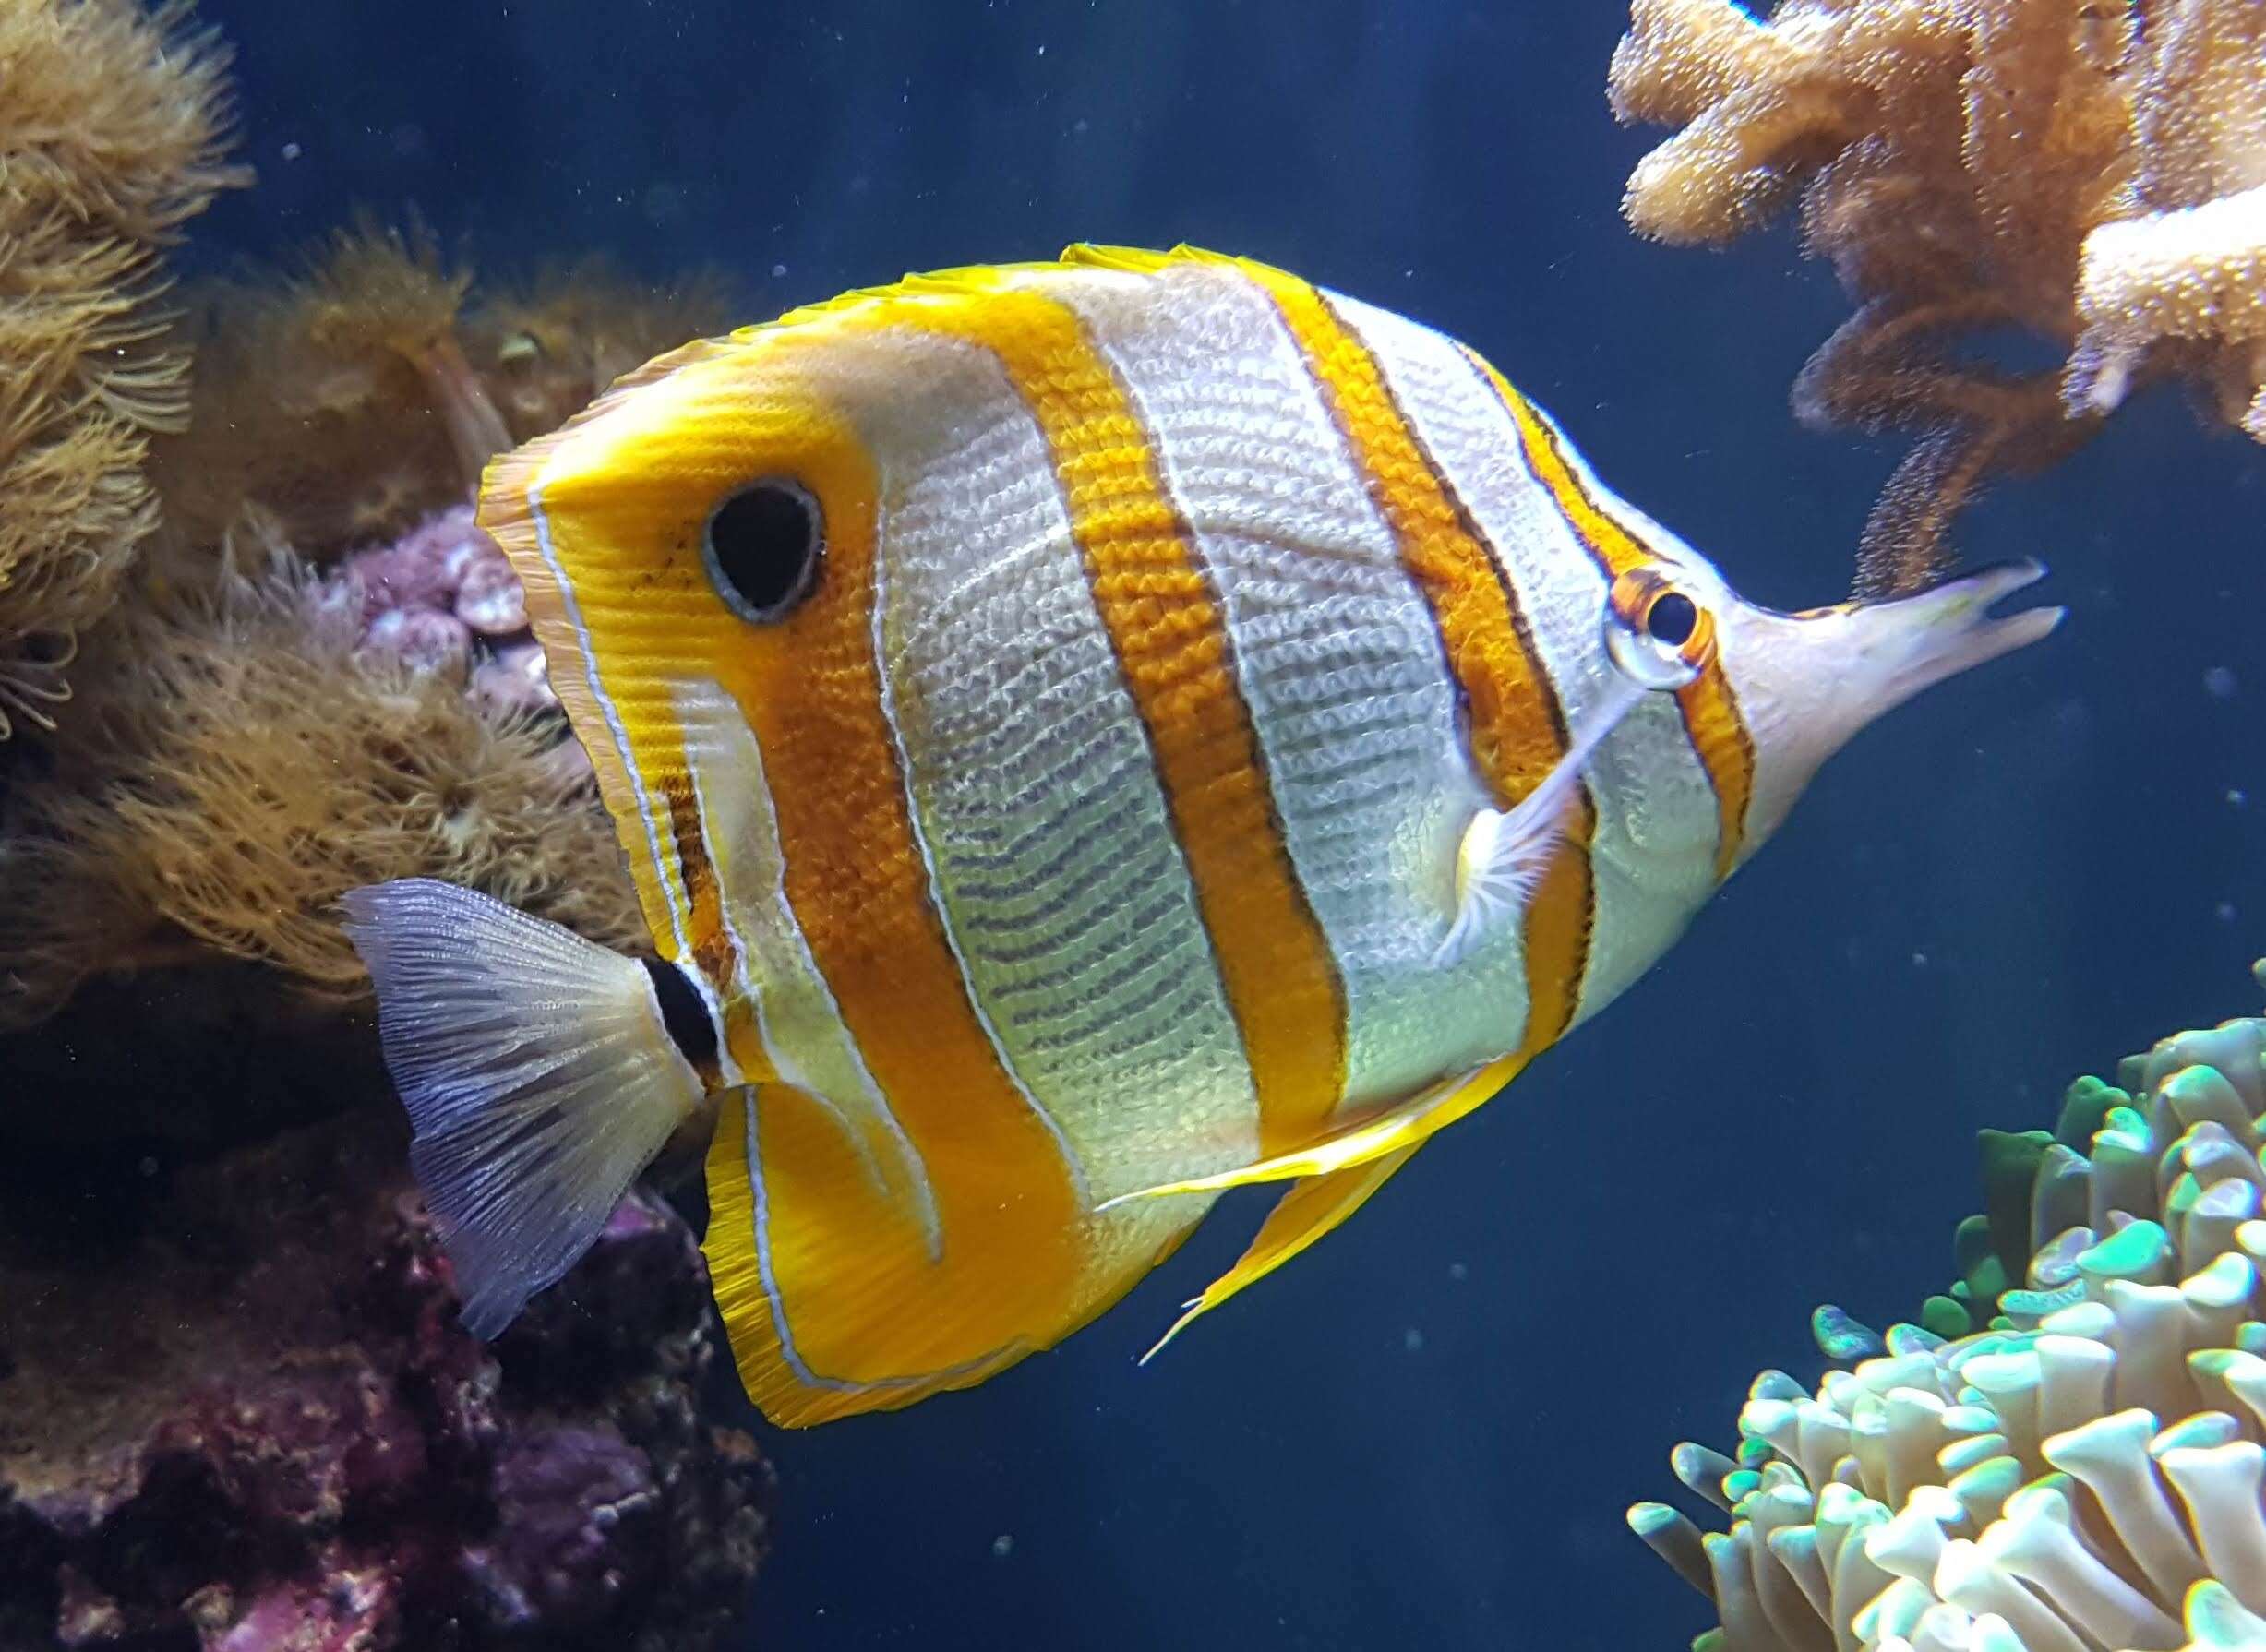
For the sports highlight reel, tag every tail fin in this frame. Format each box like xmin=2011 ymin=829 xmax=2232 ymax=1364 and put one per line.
xmin=341 ymin=879 xmax=705 ymax=1335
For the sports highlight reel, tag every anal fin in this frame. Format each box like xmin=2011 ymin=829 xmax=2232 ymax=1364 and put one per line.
xmin=1142 ymin=1144 xmax=1425 ymax=1362
xmin=1098 ymin=1052 xmax=1528 ymax=1205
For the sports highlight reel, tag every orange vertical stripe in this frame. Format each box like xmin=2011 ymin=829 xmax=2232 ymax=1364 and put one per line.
xmin=1466 ymin=351 xmax=1758 ymax=880
xmin=1240 ymin=262 xmax=1592 ymax=1056
xmin=915 ymin=283 xmax=1349 ymax=1157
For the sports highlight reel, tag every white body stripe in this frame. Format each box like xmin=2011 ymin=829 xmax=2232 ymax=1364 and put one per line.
xmin=672 ymin=680 xmax=941 ymax=1255
xmin=527 ymin=484 xmax=739 ymax=1082
xmin=832 ymin=324 xmax=1259 ymax=1217
xmin=1505 ymin=400 xmax=1739 ymax=1014
xmin=527 ymin=484 xmax=688 ymax=949
xmin=1330 ymin=293 xmax=1725 ymax=1023
xmin=866 ymin=439 xmax=1094 ymax=1210
xmin=1050 ymin=262 xmax=1530 ymax=1102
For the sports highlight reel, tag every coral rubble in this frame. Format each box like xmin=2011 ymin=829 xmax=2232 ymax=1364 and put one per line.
xmin=1634 ymin=968 xmax=2266 ymax=1650
xmin=0 ymin=1108 xmax=772 ymax=1651
xmin=0 ymin=0 xmax=243 ymax=736
xmin=1609 ymin=0 xmax=2266 ymax=596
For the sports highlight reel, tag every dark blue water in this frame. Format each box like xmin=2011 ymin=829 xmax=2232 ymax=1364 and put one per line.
xmin=194 ymin=2 xmax=2266 ymax=1645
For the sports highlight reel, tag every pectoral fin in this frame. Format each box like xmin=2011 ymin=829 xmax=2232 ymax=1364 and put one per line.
xmin=1141 ymin=1143 xmax=1424 ymax=1362
xmin=1436 ymin=670 xmax=1649 ymax=967
xmin=1097 ymin=1051 xmax=1528 ymax=1205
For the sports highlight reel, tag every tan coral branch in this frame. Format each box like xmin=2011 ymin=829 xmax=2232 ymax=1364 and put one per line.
xmin=1610 ymin=0 xmax=2266 ymax=591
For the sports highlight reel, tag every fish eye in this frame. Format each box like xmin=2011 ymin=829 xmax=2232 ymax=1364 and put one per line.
xmin=1645 ymin=591 xmax=1697 ymax=648
xmin=1603 ymin=568 xmax=1713 ymax=690
xmin=703 ymin=478 xmax=824 ymax=623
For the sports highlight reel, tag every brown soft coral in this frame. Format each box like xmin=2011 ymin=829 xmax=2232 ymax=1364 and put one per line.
xmin=0 ymin=205 xmax=735 ymax=1033
xmin=0 ymin=0 xmax=242 ymax=737
xmin=152 ymin=221 xmax=509 ymax=557
xmin=0 ymin=543 xmax=642 ymax=1029
xmin=154 ymin=231 xmax=736 ymax=560
xmin=1610 ymin=0 xmax=2264 ymax=596
xmin=467 ymin=258 xmax=737 ymax=443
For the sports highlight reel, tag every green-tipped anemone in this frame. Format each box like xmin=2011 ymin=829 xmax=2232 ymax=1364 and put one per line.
xmin=1635 ymin=964 xmax=2266 ymax=1651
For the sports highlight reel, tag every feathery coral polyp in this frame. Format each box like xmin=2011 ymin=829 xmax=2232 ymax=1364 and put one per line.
xmin=0 ymin=0 xmax=241 ymax=737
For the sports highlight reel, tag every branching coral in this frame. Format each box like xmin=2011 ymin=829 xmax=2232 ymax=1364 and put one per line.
xmin=0 ymin=0 xmax=242 ymax=736
xmin=1635 ymin=970 xmax=2266 ymax=1650
xmin=1609 ymin=0 xmax=2266 ymax=597
xmin=0 ymin=541 xmax=639 ymax=1028
xmin=2068 ymin=2 xmax=2266 ymax=441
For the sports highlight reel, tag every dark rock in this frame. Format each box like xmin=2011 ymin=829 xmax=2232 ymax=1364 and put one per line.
xmin=0 ymin=1109 xmax=771 ymax=1652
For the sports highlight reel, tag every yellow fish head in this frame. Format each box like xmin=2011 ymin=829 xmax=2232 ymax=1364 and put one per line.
xmin=1708 ymin=558 xmax=2063 ymax=860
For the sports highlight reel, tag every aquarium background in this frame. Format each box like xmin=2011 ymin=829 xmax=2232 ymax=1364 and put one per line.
xmin=190 ymin=1 xmax=2266 ymax=1645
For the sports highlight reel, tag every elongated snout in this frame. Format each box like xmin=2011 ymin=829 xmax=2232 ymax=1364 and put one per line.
xmin=1714 ymin=560 xmax=2064 ymax=856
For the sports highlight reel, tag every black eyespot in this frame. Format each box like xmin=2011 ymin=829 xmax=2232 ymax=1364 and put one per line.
xmin=1646 ymin=590 xmax=1698 ymax=648
xmin=641 ymin=957 xmax=718 ymax=1072
xmin=703 ymin=478 xmax=823 ymax=622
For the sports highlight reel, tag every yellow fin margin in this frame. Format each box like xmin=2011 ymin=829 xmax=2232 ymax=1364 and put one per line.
xmin=1132 ymin=1053 xmax=1529 ymax=1361
xmin=1101 ymin=1052 xmax=1527 ymax=1206
xmin=1142 ymin=1145 xmax=1424 ymax=1363
xmin=703 ymin=1085 xmax=1036 ymax=1428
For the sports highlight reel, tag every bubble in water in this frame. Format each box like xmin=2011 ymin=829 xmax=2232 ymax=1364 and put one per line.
xmin=2207 ymin=665 xmax=2239 ymax=699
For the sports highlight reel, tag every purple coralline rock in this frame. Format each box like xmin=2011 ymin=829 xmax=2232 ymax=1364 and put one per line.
xmin=0 ymin=1110 xmax=771 ymax=1651
xmin=320 ymin=503 xmax=562 ymax=726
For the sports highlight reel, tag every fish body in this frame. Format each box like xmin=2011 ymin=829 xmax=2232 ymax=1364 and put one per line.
xmin=342 ymin=245 xmax=2057 ymax=1426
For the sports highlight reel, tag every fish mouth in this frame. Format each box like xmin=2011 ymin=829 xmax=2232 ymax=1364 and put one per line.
xmin=1708 ymin=557 xmax=2062 ymax=858
xmin=1846 ymin=557 xmax=2065 ymax=703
